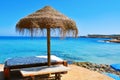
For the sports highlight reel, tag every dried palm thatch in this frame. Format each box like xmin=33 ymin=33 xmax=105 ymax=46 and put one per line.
xmin=16 ymin=6 xmax=78 ymax=37
xmin=16 ymin=6 xmax=78 ymax=66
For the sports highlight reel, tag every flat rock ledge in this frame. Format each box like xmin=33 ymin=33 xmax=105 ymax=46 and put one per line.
xmin=73 ymin=62 xmax=120 ymax=76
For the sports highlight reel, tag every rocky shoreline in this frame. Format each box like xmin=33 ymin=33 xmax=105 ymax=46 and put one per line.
xmin=73 ymin=62 xmax=120 ymax=76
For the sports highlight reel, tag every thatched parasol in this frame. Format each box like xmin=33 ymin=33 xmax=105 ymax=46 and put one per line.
xmin=16 ymin=6 xmax=78 ymax=66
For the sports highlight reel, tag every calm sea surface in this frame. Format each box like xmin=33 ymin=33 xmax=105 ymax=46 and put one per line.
xmin=0 ymin=36 xmax=120 ymax=64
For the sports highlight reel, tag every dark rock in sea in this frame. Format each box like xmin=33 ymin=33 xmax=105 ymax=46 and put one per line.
xmin=73 ymin=62 xmax=120 ymax=76
xmin=104 ymin=39 xmax=120 ymax=43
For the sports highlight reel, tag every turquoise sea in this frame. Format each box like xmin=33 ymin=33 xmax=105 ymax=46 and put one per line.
xmin=0 ymin=36 xmax=120 ymax=64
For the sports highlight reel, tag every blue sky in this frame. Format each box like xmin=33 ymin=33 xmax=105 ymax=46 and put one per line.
xmin=0 ymin=0 xmax=120 ymax=36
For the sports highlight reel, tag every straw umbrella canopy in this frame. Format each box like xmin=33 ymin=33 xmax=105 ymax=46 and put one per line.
xmin=16 ymin=6 xmax=78 ymax=66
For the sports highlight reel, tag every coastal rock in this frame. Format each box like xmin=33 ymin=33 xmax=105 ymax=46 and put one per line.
xmin=73 ymin=62 xmax=120 ymax=76
xmin=104 ymin=39 xmax=120 ymax=43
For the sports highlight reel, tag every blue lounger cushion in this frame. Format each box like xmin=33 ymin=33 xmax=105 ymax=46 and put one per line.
xmin=110 ymin=64 xmax=120 ymax=71
xmin=5 ymin=55 xmax=63 ymax=66
xmin=106 ymin=73 xmax=120 ymax=80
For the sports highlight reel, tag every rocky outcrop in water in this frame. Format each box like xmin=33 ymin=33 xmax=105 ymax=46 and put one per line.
xmin=73 ymin=62 xmax=120 ymax=76
xmin=104 ymin=39 xmax=120 ymax=43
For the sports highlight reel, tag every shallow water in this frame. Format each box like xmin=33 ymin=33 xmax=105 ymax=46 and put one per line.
xmin=0 ymin=36 xmax=120 ymax=64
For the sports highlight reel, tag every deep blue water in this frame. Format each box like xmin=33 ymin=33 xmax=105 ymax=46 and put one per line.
xmin=0 ymin=36 xmax=120 ymax=64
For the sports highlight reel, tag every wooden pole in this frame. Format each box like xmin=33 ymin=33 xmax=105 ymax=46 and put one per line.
xmin=47 ymin=28 xmax=51 ymax=66
xmin=30 ymin=28 xmax=33 ymax=38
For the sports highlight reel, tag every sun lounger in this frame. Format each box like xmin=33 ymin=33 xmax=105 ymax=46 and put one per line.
xmin=110 ymin=64 xmax=120 ymax=71
xmin=4 ymin=55 xmax=68 ymax=80
xmin=20 ymin=65 xmax=69 ymax=80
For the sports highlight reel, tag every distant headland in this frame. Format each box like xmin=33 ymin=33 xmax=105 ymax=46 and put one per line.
xmin=85 ymin=34 xmax=120 ymax=43
xmin=86 ymin=34 xmax=120 ymax=39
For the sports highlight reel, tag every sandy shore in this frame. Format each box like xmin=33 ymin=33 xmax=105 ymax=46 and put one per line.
xmin=0 ymin=64 xmax=113 ymax=80
xmin=0 ymin=64 xmax=4 ymax=71
xmin=62 ymin=65 xmax=113 ymax=80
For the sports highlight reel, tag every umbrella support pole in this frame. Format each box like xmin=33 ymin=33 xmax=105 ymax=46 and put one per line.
xmin=47 ymin=28 xmax=51 ymax=66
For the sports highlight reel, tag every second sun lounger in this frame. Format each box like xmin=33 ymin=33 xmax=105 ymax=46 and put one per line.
xmin=20 ymin=65 xmax=69 ymax=80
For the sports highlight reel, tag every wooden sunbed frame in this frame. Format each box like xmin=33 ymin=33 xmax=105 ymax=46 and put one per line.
xmin=4 ymin=59 xmax=67 ymax=80
xmin=20 ymin=65 xmax=69 ymax=80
